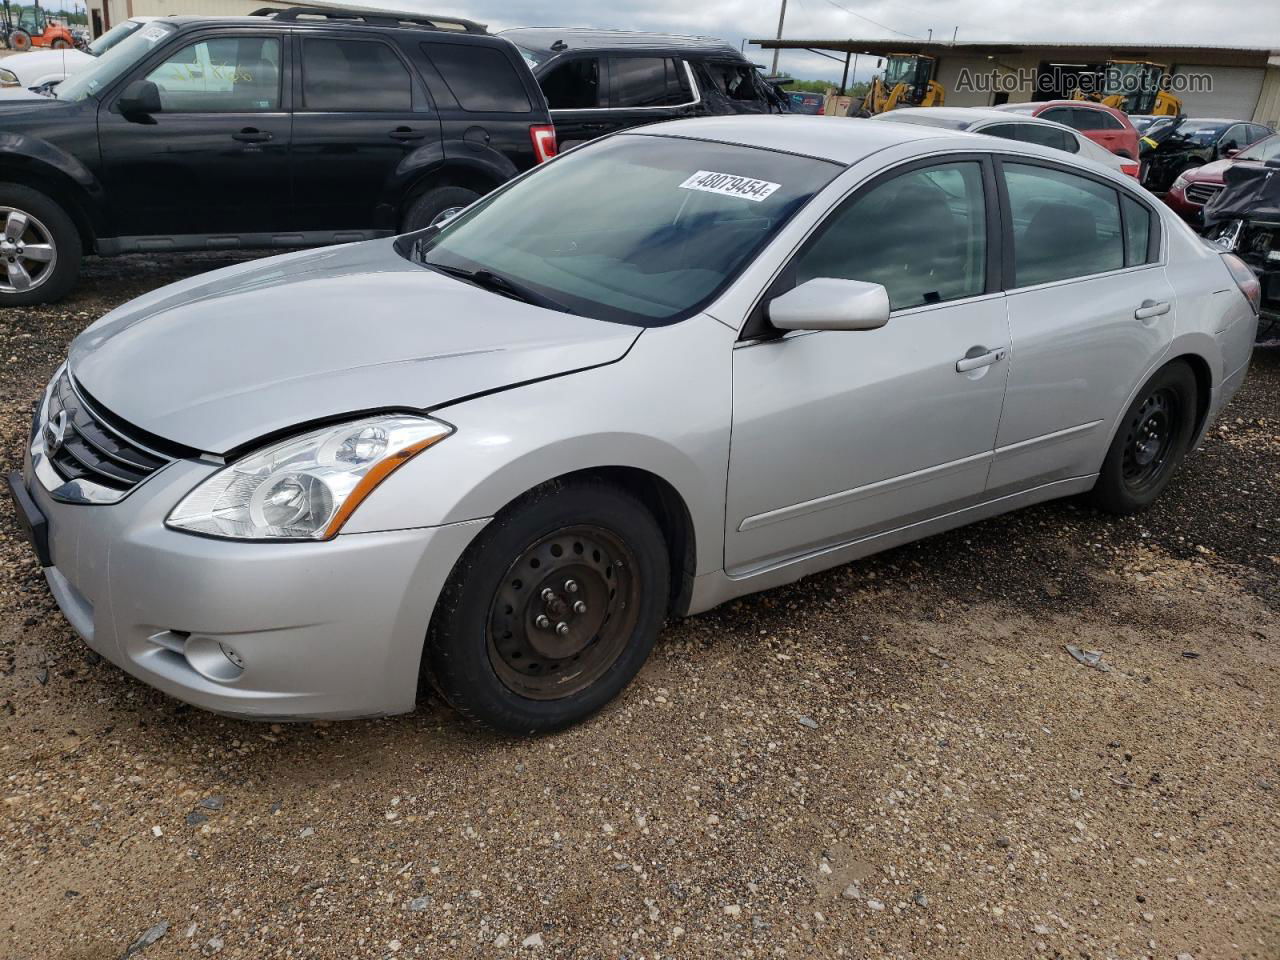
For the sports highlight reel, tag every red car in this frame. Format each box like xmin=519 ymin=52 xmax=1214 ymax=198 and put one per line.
xmin=1163 ymin=133 xmax=1280 ymax=223
xmin=995 ymin=100 xmax=1141 ymax=159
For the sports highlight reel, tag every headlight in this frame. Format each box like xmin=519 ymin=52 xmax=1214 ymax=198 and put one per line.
xmin=0 ymin=69 xmax=19 ymax=87
xmin=167 ymin=415 xmax=452 ymax=541
xmin=1171 ymin=173 xmax=1189 ymax=191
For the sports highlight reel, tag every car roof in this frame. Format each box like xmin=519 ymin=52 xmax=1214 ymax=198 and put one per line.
xmin=498 ymin=27 xmax=741 ymax=58
xmin=877 ymin=106 xmax=1064 ymax=128
xmin=626 ymin=114 xmax=974 ymax=165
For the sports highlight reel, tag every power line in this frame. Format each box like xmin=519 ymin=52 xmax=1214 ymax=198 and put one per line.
xmin=815 ymin=0 xmax=923 ymax=40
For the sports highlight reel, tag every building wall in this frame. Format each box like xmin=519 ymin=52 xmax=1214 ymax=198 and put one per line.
xmin=1257 ymin=66 xmax=1280 ymax=128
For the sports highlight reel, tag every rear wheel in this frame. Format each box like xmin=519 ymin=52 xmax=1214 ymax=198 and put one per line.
xmin=1090 ymin=361 xmax=1197 ymax=514
xmin=9 ymin=29 xmax=31 ymax=52
xmin=427 ymin=480 xmax=669 ymax=734
xmin=51 ymin=37 xmax=70 ymax=49
xmin=0 ymin=184 xmax=80 ymax=307
xmin=400 ymin=185 xmax=481 ymax=233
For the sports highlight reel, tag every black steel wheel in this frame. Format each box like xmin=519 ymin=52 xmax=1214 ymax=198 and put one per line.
xmin=486 ymin=525 xmax=641 ymax=700
xmin=427 ymin=480 xmax=669 ymax=733
xmin=1091 ymin=361 xmax=1197 ymax=514
xmin=1119 ymin=387 xmax=1180 ymax=495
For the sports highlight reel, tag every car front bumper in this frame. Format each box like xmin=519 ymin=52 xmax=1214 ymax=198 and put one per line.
xmin=14 ymin=452 xmax=487 ymax=720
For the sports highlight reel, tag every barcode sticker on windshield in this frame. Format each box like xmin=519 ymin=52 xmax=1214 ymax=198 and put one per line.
xmin=678 ymin=170 xmax=781 ymax=203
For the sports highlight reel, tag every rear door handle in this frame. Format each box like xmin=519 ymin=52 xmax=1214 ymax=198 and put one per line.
xmin=1134 ymin=299 xmax=1171 ymax=320
xmin=389 ymin=127 xmax=426 ymax=141
xmin=956 ymin=347 xmax=1007 ymax=373
xmin=232 ymin=128 xmax=272 ymax=143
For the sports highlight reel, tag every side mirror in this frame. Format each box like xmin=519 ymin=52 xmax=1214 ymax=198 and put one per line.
xmin=1220 ymin=140 xmax=1238 ymax=155
xmin=118 ymin=79 xmax=161 ymax=120
xmin=768 ymin=277 xmax=891 ymax=332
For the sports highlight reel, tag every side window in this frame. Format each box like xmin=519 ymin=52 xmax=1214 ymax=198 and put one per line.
xmin=702 ymin=61 xmax=764 ymax=102
xmin=1221 ymin=124 xmax=1246 ymax=150
xmin=540 ymin=56 xmax=601 ymax=109
xmin=793 ymin=161 xmax=987 ymax=310
xmin=982 ymin=122 xmax=1074 ymax=153
xmin=302 ymin=38 xmax=412 ymax=112
xmin=1121 ymin=195 xmax=1154 ymax=267
xmin=1004 ymin=162 xmax=1124 ymax=287
xmin=144 ymin=36 xmax=280 ymax=112
xmin=611 ymin=57 xmax=691 ymax=108
xmin=421 ymin=42 xmax=530 ymax=112
xmin=1038 ymin=106 xmax=1075 ymax=128
xmin=1075 ymin=109 xmax=1124 ymax=131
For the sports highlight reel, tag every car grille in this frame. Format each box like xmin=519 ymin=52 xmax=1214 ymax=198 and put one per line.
xmin=43 ymin=372 xmax=172 ymax=493
xmin=1184 ymin=182 xmax=1223 ymax=206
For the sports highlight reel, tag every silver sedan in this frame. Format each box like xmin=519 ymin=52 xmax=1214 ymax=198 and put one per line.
xmin=9 ymin=116 xmax=1260 ymax=732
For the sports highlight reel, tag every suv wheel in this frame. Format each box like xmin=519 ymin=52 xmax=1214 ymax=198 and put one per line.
xmin=0 ymin=185 xmax=80 ymax=307
xmin=401 ymin=186 xmax=481 ymax=232
xmin=426 ymin=479 xmax=670 ymax=734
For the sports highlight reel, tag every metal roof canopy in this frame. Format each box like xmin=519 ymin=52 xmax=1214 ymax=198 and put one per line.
xmin=750 ymin=37 xmax=1280 ymax=62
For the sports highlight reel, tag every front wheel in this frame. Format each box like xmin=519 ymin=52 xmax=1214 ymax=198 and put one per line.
xmin=1090 ymin=361 xmax=1197 ymax=514
xmin=0 ymin=184 xmax=81 ymax=307
xmin=426 ymin=480 xmax=670 ymax=734
xmin=400 ymin=185 xmax=481 ymax=233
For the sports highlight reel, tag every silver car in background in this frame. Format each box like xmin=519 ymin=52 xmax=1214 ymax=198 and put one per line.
xmin=8 ymin=116 xmax=1260 ymax=733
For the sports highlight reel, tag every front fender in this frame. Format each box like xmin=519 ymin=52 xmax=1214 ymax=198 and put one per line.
xmin=343 ymin=315 xmax=736 ymax=579
xmin=0 ymin=129 xmax=104 ymax=229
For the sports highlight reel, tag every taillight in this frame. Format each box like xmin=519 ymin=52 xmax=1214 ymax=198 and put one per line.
xmin=1222 ymin=252 xmax=1261 ymax=314
xmin=530 ymin=125 xmax=557 ymax=163
xmin=1120 ymin=160 xmax=1139 ymax=179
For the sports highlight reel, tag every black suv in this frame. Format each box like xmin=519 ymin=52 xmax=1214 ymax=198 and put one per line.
xmin=498 ymin=29 xmax=783 ymax=150
xmin=0 ymin=7 xmax=556 ymax=306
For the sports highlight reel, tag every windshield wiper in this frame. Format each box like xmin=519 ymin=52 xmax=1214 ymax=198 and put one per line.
xmin=423 ymin=260 xmax=575 ymax=315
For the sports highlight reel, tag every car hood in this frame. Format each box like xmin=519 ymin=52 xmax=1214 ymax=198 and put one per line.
xmin=0 ymin=86 xmax=56 ymax=102
xmin=68 ymin=241 xmax=642 ymax=454
xmin=1184 ymin=158 xmax=1231 ymax=183
xmin=2 ymin=48 xmax=91 ymax=81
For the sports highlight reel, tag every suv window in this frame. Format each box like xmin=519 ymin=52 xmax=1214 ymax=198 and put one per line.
xmin=540 ymin=56 xmax=601 ymax=109
xmin=1038 ymin=106 xmax=1074 ymax=127
xmin=701 ymin=61 xmax=763 ymax=102
xmin=610 ymin=57 xmax=691 ymax=107
xmin=1074 ymin=108 xmax=1124 ymax=131
xmin=1004 ymin=162 xmax=1124 ymax=286
xmin=982 ymin=122 xmax=1076 ymax=153
xmin=302 ymin=38 xmax=411 ymax=112
xmin=794 ymin=161 xmax=987 ymax=310
xmin=144 ymin=36 xmax=281 ymax=113
xmin=422 ymin=42 xmax=530 ymax=113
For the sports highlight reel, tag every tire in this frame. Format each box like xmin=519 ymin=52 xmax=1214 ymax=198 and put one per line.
xmin=0 ymin=184 xmax=80 ymax=307
xmin=426 ymin=479 xmax=670 ymax=734
xmin=51 ymin=38 xmax=70 ymax=49
xmin=400 ymin=185 xmax=481 ymax=232
xmin=1090 ymin=361 xmax=1197 ymax=515
xmin=9 ymin=30 xmax=31 ymax=52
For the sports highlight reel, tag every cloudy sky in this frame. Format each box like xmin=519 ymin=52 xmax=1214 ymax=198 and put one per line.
xmin=355 ymin=0 xmax=1279 ymax=82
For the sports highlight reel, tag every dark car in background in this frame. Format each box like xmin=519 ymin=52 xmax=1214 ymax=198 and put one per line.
xmin=1142 ymin=117 xmax=1274 ymax=192
xmin=499 ymin=28 xmax=780 ymax=150
xmin=0 ymin=7 xmax=555 ymax=306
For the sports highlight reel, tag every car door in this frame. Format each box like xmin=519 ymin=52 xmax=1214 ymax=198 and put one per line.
xmin=605 ymin=55 xmax=698 ymax=131
xmin=724 ymin=157 xmax=1010 ymax=572
xmin=537 ymin=54 xmax=612 ymax=149
xmin=988 ymin=158 xmax=1174 ymax=495
xmin=1072 ymin=107 xmax=1129 ymax=155
xmin=97 ymin=31 xmax=291 ymax=238
xmin=289 ymin=33 xmax=436 ymax=232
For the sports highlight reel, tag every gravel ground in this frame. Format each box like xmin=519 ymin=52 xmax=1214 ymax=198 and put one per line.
xmin=1 ymin=254 xmax=1277 ymax=960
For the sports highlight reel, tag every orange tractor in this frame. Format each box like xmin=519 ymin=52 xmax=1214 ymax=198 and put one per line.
xmin=1 ymin=1 xmax=77 ymax=51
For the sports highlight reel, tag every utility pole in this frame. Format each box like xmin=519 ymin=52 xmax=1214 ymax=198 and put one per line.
xmin=770 ymin=0 xmax=787 ymax=76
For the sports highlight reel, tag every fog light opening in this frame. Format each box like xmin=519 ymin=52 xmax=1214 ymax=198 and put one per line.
xmin=183 ymin=634 xmax=246 ymax=683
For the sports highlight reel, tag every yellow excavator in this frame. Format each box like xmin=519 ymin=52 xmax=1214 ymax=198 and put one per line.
xmin=858 ymin=53 xmax=944 ymax=115
xmin=1073 ymin=60 xmax=1182 ymax=116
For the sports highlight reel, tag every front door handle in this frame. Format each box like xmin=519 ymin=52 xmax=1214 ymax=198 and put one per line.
xmin=389 ymin=126 xmax=426 ymax=141
xmin=1134 ymin=299 xmax=1171 ymax=321
xmin=956 ymin=346 xmax=1007 ymax=373
xmin=232 ymin=128 xmax=272 ymax=143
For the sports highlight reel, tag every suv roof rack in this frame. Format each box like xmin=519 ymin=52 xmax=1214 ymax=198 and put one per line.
xmin=248 ymin=6 xmax=488 ymax=34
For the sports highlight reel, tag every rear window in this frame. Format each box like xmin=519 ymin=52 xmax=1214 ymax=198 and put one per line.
xmin=701 ymin=61 xmax=765 ymax=102
xmin=1074 ymin=109 xmax=1125 ymax=131
xmin=302 ymin=38 xmax=411 ymax=112
xmin=421 ymin=42 xmax=531 ymax=113
xmin=982 ymin=122 xmax=1077 ymax=153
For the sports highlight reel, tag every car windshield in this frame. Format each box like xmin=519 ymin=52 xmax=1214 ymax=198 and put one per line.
xmin=1166 ymin=121 xmax=1230 ymax=145
xmin=405 ymin=135 xmax=840 ymax=326
xmin=1239 ymin=134 xmax=1280 ymax=163
xmin=56 ymin=21 xmax=175 ymax=101
xmin=86 ymin=18 xmax=145 ymax=56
